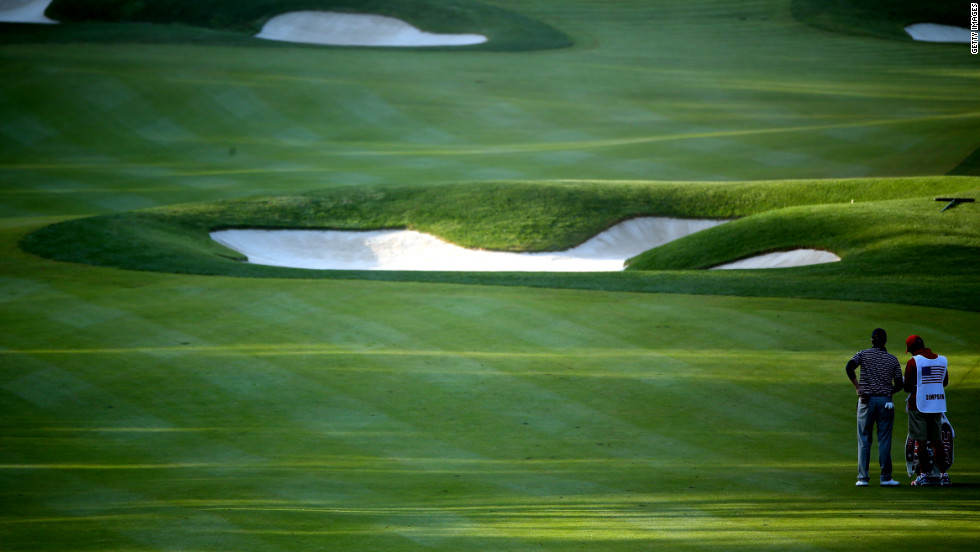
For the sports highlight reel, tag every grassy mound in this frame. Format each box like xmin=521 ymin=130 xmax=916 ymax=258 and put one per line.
xmin=950 ymin=146 xmax=980 ymax=176
xmin=792 ymin=0 xmax=974 ymax=40
xmin=29 ymin=0 xmax=573 ymax=50
xmin=21 ymin=177 xmax=980 ymax=310
xmin=626 ymin=195 xmax=980 ymax=270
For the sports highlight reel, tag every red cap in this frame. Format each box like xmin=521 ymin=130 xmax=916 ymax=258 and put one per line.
xmin=905 ymin=335 xmax=923 ymax=353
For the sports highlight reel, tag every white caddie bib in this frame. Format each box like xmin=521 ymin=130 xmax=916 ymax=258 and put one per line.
xmin=914 ymin=355 xmax=947 ymax=413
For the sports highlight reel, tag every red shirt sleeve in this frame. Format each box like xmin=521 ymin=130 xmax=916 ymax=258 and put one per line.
xmin=903 ymin=357 xmax=916 ymax=394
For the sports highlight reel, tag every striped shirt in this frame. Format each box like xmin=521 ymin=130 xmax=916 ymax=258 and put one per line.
xmin=851 ymin=347 xmax=902 ymax=396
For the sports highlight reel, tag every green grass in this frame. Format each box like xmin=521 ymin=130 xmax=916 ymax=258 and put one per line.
xmin=2 ymin=0 xmax=979 ymax=550
xmin=793 ymin=0 xmax=975 ymax=41
xmin=1 ymin=0 xmax=977 ymax=213
xmin=1 ymin=267 xmax=977 ymax=551
xmin=20 ymin=177 xmax=980 ymax=310
xmin=39 ymin=0 xmax=572 ymax=50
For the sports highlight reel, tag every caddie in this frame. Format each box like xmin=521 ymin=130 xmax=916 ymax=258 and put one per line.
xmin=903 ymin=334 xmax=950 ymax=486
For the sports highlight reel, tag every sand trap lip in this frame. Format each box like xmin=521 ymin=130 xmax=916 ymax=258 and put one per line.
xmin=256 ymin=11 xmax=487 ymax=47
xmin=904 ymin=23 xmax=972 ymax=43
xmin=211 ymin=217 xmax=729 ymax=272
xmin=0 ymin=0 xmax=57 ymax=24
xmin=710 ymin=249 xmax=840 ymax=270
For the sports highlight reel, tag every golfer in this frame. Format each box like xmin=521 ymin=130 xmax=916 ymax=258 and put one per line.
xmin=845 ymin=328 xmax=904 ymax=486
xmin=904 ymin=335 xmax=950 ymax=486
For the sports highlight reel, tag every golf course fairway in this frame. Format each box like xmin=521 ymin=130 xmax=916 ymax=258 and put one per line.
xmin=1 ymin=271 xmax=977 ymax=551
xmin=1 ymin=0 xmax=978 ymax=550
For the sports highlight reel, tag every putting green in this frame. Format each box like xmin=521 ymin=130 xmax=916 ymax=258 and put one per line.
xmin=1 ymin=0 xmax=978 ymax=551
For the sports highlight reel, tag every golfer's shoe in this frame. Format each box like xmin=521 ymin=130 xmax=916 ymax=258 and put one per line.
xmin=855 ymin=480 xmax=869 ymax=487
xmin=911 ymin=474 xmax=938 ymax=486
xmin=940 ymin=473 xmax=951 ymax=486
xmin=880 ymin=479 xmax=900 ymax=486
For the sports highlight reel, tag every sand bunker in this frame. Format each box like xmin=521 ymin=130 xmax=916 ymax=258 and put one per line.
xmin=212 ymin=218 xmax=726 ymax=272
xmin=904 ymin=23 xmax=972 ymax=43
xmin=711 ymin=249 xmax=840 ymax=270
xmin=211 ymin=217 xmax=840 ymax=272
xmin=0 ymin=0 xmax=56 ymax=23
xmin=256 ymin=11 xmax=487 ymax=47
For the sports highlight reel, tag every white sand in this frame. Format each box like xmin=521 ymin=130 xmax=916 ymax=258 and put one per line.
xmin=710 ymin=249 xmax=840 ymax=270
xmin=211 ymin=218 xmax=842 ymax=272
xmin=0 ymin=0 xmax=56 ymax=23
xmin=904 ymin=23 xmax=972 ymax=43
xmin=256 ymin=11 xmax=487 ymax=47
xmin=211 ymin=217 xmax=728 ymax=272
xmin=213 ymin=218 xmax=841 ymax=272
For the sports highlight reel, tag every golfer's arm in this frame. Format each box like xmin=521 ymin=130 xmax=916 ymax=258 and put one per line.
xmin=845 ymin=360 xmax=860 ymax=392
xmin=891 ymin=374 xmax=904 ymax=395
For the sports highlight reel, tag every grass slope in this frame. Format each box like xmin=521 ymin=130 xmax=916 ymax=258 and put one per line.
xmin=793 ymin=0 xmax=975 ymax=41
xmin=1 ymin=0 xmax=979 ymax=550
xmin=1 ymin=0 xmax=977 ymax=209
xmin=36 ymin=0 xmax=573 ymax=50
xmin=21 ymin=177 xmax=980 ymax=311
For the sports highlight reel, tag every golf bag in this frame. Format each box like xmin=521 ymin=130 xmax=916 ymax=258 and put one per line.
xmin=906 ymin=413 xmax=954 ymax=477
